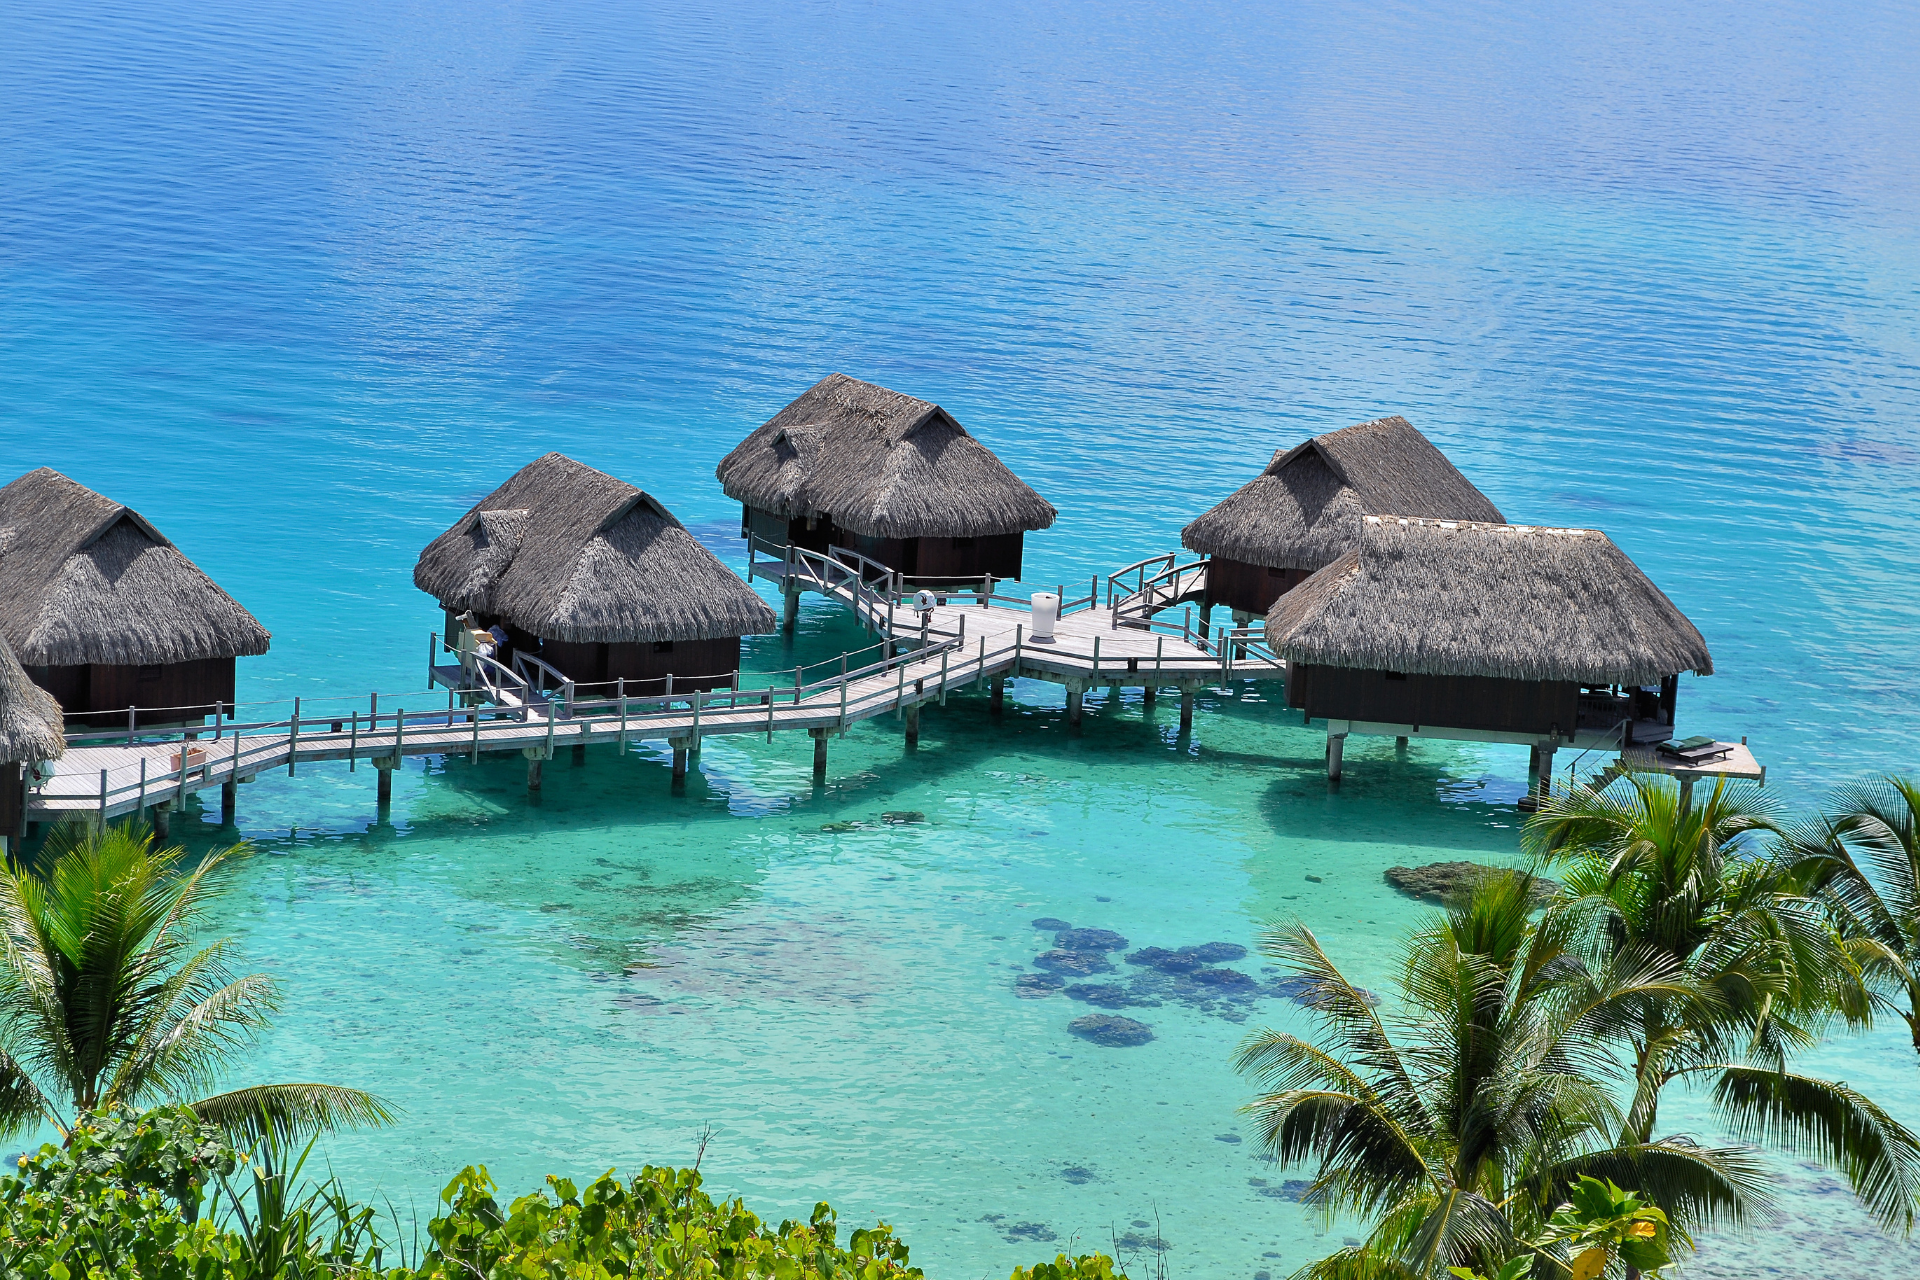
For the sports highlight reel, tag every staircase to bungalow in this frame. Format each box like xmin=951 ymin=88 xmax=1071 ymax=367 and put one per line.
xmin=1107 ymin=553 xmax=1210 ymax=631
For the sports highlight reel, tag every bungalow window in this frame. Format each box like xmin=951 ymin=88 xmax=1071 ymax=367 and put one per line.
xmin=138 ymin=665 xmax=163 ymax=682
xmin=653 ymin=641 xmax=674 ymax=654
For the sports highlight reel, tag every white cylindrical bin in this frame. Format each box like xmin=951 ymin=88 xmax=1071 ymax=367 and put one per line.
xmin=1030 ymin=592 xmax=1059 ymax=642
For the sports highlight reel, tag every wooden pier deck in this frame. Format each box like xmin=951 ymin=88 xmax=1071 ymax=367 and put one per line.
xmin=25 ymin=548 xmax=1284 ymax=830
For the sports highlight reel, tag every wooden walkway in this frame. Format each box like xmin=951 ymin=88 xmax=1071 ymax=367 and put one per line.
xmin=27 ymin=550 xmax=1285 ymax=828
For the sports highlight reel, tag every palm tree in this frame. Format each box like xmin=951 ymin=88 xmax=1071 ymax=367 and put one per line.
xmin=1525 ymin=774 xmax=1920 ymax=1232
xmin=1781 ymin=775 xmax=1920 ymax=1058
xmin=1235 ymin=873 xmax=1767 ymax=1280
xmin=0 ymin=819 xmax=392 ymax=1145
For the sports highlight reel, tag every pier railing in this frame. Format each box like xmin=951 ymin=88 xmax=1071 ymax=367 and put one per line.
xmin=36 ymin=599 xmax=1284 ymax=823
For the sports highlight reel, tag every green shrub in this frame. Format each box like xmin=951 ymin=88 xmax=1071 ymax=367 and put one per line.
xmin=0 ymin=1106 xmax=236 ymax=1280
xmin=0 ymin=1108 xmax=1124 ymax=1280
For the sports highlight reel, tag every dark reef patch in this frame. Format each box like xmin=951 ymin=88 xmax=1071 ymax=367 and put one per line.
xmin=1068 ymin=1014 xmax=1155 ymax=1047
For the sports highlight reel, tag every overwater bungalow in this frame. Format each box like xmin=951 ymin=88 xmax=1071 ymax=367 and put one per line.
xmin=414 ymin=453 xmax=777 ymax=696
xmin=0 ymin=633 xmax=64 ymax=851
xmin=716 ymin=374 xmax=1056 ymax=586
xmin=1180 ymin=415 xmax=1504 ymax=618
xmin=0 ymin=468 xmax=271 ymax=729
xmin=1266 ymin=516 xmax=1713 ymax=783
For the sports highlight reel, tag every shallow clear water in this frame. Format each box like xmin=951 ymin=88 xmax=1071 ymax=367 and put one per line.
xmin=4 ymin=1 xmax=1920 ymax=1275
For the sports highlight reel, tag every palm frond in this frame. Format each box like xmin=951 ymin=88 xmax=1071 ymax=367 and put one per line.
xmin=0 ymin=1051 xmax=50 ymax=1140
xmin=1713 ymin=1065 xmax=1920 ymax=1233
xmin=191 ymin=1083 xmax=397 ymax=1148
xmin=1543 ymin=1137 xmax=1771 ymax=1235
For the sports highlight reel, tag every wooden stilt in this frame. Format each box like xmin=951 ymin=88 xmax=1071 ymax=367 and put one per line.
xmin=221 ymin=777 xmax=237 ymax=826
xmin=1143 ymin=684 xmax=1157 ymax=707
xmin=376 ymin=759 xmax=395 ymax=805
xmin=669 ymin=737 xmax=689 ymax=785
xmin=527 ymin=756 xmax=544 ymax=791
xmin=989 ymin=674 xmax=1005 ymax=715
xmin=572 ymin=742 xmax=587 ymax=766
xmin=782 ymin=583 xmax=800 ymax=631
xmin=1066 ymin=681 xmax=1084 ymax=728
xmin=153 ymin=801 xmax=172 ymax=843
xmin=904 ymin=702 xmax=920 ymax=748
xmin=1395 ymin=735 xmax=1409 ymax=750
xmin=1179 ymin=686 xmax=1195 ymax=733
xmin=810 ymin=726 xmax=829 ymax=780
xmin=1326 ymin=732 xmax=1346 ymax=781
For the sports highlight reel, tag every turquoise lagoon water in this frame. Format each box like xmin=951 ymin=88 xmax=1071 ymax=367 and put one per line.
xmin=4 ymin=1 xmax=1920 ymax=1275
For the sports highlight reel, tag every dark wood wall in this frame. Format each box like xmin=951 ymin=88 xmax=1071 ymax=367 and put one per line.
xmin=28 ymin=657 xmax=238 ymax=729
xmin=850 ymin=532 xmax=1024 ymax=584
xmin=2 ymin=764 xmax=22 ymax=843
xmin=540 ymin=636 xmax=742 ymax=696
xmin=1207 ymin=557 xmax=1312 ymax=615
xmin=912 ymin=533 xmax=1024 ymax=582
xmin=745 ymin=505 xmax=838 ymax=554
xmin=1287 ymin=663 xmax=1580 ymax=738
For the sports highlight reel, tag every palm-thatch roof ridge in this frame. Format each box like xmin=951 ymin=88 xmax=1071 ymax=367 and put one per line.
xmin=415 ymin=453 xmax=777 ymax=644
xmin=1266 ymin=517 xmax=1713 ymax=685
xmin=0 ymin=469 xmax=271 ymax=667
xmin=715 ymin=374 xmax=1057 ymax=540
xmin=1181 ymin=415 xmax=1504 ymax=570
xmin=0 ymin=633 xmax=64 ymax=765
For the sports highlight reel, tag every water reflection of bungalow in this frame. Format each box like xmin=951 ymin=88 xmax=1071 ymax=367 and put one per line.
xmin=0 ymin=468 xmax=271 ymax=729
xmin=717 ymin=374 xmax=1056 ymax=596
xmin=1180 ymin=416 xmax=1504 ymax=621
xmin=414 ymin=453 xmax=776 ymax=696
xmin=1266 ymin=517 xmax=1712 ymax=795
xmin=1 ymin=633 xmax=64 ymax=852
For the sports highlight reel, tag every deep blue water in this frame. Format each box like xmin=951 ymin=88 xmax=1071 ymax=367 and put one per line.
xmin=4 ymin=2 xmax=1920 ymax=1277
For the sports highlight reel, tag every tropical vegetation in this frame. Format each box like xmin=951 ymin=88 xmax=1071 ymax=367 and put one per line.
xmin=0 ymin=1103 xmax=1122 ymax=1279
xmin=0 ymin=820 xmax=390 ymax=1146
xmin=1780 ymin=774 xmax=1920 ymax=1057
xmin=1240 ymin=770 xmax=1920 ymax=1278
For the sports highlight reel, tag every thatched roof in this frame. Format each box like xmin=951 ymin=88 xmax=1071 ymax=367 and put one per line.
xmin=715 ymin=374 xmax=1057 ymax=539
xmin=414 ymin=453 xmax=777 ymax=644
xmin=1266 ymin=517 xmax=1713 ymax=685
xmin=0 ymin=468 xmax=271 ymax=667
xmin=0 ymin=633 xmax=63 ymax=765
xmin=1181 ymin=415 xmax=1504 ymax=569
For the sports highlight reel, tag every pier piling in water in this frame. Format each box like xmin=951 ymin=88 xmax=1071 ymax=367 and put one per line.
xmin=376 ymin=758 xmax=395 ymax=805
xmin=989 ymin=674 xmax=1005 ymax=715
xmin=669 ymin=736 xmax=690 ymax=785
xmin=152 ymin=801 xmax=171 ymax=843
xmin=1326 ymin=732 xmax=1346 ymax=781
xmin=523 ymin=746 xmax=544 ymax=791
xmin=1179 ymin=686 xmax=1195 ymax=732
xmin=904 ymin=702 xmax=920 ymax=747
xmin=810 ymin=726 xmax=829 ymax=779
xmin=1065 ymin=680 xmax=1084 ymax=728
xmin=221 ymin=778 xmax=237 ymax=825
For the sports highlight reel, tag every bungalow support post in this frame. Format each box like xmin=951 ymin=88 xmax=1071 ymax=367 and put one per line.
xmin=1179 ymin=684 xmax=1195 ymax=733
xmin=221 ymin=777 xmax=237 ymax=826
xmin=1065 ymin=679 xmax=1085 ymax=728
xmin=904 ymin=701 xmax=920 ymax=748
xmin=669 ymin=736 xmax=690 ymax=785
xmin=152 ymin=801 xmax=172 ymax=844
xmin=1326 ymin=730 xmax=1346 ymax=781
xmin=989 ymin=674 xmax=1005 ymax=715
